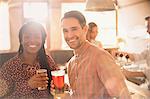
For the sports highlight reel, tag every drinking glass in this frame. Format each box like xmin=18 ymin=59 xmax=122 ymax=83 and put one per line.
xmin=51 ymin=70 xmax=65 ymax=94
xmin=36 ymin=69 xmax=48 ymax=90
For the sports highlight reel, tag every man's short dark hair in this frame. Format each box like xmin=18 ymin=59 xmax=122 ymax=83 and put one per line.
xmin=61 ymin=10 xmax=86 ymax=28
xmin=145 ymin=16 xmax=150 ymax=20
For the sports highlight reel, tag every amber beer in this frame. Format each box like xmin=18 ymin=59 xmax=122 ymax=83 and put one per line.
xmin=51 ymin=70 xmax=65 ymax=94
xmin=36 ymin=69 xmax=48 ymax=90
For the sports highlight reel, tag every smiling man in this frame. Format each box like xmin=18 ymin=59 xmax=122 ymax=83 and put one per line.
xmin=61 ymin=11 xmax=131 ymax=99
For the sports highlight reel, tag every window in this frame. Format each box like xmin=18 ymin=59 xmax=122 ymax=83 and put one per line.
xmin=23 ymin=2 xmax=48 ymax=21
xmin=23 ymin=2 xmax=49 ymax=48
xmin=61 ymin=3 xmax=117 ymax=49
xmin=0 ymin=2 xmax=10 ymax=51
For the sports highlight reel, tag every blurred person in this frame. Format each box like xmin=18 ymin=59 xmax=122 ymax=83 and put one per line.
xmin=0 ymin=21 xmax=57 ymax=99
xmin=114 ymin=16 xmax=150 ymax=88
xmin=51 ymin=10 xmax=131 ymax=99
xmin=86 ymin=22 xmax=103 ymax=48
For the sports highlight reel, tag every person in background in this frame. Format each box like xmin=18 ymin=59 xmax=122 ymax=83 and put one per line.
xmin=114 ymin=16 xmax=150 ymax=88
xmin=0 ymin=21 xmax=57 ymax=99
xmin=51 ymin=10 xmax=131 ymax=99
xmin=86 ymin=22 xmax=103 ymax=48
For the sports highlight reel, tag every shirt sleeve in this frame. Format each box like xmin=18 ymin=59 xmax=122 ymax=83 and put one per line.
xmin=133 ymin=50 xmax=148 ymax=62
xmin=0 ymin=77 xmax=9 ymax=97
xmin=0 ymin=62 xmax=15 ymax=97
xmin=96 ymin=50 xmax=131 ymax=98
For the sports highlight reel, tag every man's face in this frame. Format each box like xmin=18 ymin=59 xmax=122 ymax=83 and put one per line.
xmin=147 ymin=18 xmax=150 ymax=35
xmin=61 ymin=17 xmax=87 ymax=49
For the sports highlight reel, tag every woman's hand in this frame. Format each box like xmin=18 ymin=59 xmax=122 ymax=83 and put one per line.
xmin=28 ymin=73 xmax=48 ymax=89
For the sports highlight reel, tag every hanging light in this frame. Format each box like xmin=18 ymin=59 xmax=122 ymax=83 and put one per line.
xmin=85 ymin=0 xmax=115 ymax=11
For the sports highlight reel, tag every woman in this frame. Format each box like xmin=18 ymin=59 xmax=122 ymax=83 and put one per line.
xmin=0 ymin=21 xmax=57 ymax=99
xmin=86 ymin=22 xmax=103 ymax=48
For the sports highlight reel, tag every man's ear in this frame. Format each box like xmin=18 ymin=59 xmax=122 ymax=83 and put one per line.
xmin=83 ymin=25 xmax=88 ymax=35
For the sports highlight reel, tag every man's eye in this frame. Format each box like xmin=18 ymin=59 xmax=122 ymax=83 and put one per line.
xmin=63 ymin=30 xmax=68 ymax=33
xmin=72 ymin=28 xmax=77 ymax=31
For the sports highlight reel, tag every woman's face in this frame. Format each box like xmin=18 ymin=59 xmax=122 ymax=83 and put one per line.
xmin=21 ymin=26 xmax=43 ymax=54
xmin=90 ymin=26 xmax=98 ymax=40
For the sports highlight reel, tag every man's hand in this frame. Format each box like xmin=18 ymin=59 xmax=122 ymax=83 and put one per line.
xmin=50 ymin=80 xmax=55 ymax=95
xmin=50 ymin=80 xmax=70 ymax=95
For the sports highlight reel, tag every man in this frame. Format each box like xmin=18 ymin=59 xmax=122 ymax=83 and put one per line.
xmin=60 ymin=10 xmax=131 ymax=99
xmin=121 ymin=16 xmax=150 ymax=87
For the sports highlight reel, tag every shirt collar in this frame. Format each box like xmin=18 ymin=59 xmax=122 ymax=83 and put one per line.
xmin=74 ymin=40 xmax=91 ymax=57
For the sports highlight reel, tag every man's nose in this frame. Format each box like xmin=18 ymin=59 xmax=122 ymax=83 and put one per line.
xmin=66 ymin=31 xmax=74 ymax=38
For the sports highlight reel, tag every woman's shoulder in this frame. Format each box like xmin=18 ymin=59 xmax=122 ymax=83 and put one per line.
xmin=3 ymin=54 xmax=20 ymax=65
xmin=1 ymin=54 xmax=20 ymax=71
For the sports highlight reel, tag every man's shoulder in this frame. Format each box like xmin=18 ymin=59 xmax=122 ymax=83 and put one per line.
xmin=89 ymin=44 xmax=114 ymax=61
xmin=88 ymin=44 xmax=105 ymax=54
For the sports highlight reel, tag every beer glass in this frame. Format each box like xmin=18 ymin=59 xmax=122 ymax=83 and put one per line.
xmin=51 ymin=70 xmax=65 ymax=94
xmin=36 ymin=69 xmax=48 ymax=90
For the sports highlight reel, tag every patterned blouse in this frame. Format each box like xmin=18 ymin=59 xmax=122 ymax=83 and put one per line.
xmin=0 ymin=54 xmax=56 ymax=99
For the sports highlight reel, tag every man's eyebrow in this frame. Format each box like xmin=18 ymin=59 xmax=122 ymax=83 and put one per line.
xmin=63 ymin=26 xmax=79 ymax=30
xmin=71 ymin=26 xmax=79 ymax=29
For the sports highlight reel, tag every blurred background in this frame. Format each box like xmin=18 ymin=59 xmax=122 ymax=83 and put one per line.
xmin=0 ymin=0 xmax=150 ymax=53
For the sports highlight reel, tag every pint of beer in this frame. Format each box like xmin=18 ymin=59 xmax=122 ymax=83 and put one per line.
xmin=36 ymin=69 xmax=48 ymax=90
xmin=51 ymin=70 xmax=65 ymax=94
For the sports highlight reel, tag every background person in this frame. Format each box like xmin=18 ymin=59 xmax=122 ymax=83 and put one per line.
xmin=113 ymin=16 xmax=150 ymax=88
xmin=86 ymin=22 xmax=103 ymax=48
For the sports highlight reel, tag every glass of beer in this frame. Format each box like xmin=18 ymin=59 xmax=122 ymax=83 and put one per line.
xmin=36 ymin=69 xmax=48 ymax=90
xmin=51 ymin=70 xmax=65 ymax=94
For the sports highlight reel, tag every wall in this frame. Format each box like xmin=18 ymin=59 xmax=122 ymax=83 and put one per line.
xmin=49 ymin=1 xmax=62 ymax=50
xmin=118 ymin=0 xmax=150 ymax=52
xmin=9 ymin=0 xmax=23 ymax=52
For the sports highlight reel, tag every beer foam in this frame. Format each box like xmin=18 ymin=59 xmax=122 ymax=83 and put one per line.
xmin=51 ymin=70 xmax=65 ymax=76
xmin=36 ymin=69 xmax=47 ymax=74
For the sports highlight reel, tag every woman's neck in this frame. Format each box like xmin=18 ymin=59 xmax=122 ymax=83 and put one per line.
xmin=21 ymin=52 xmax=38 ymax=65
